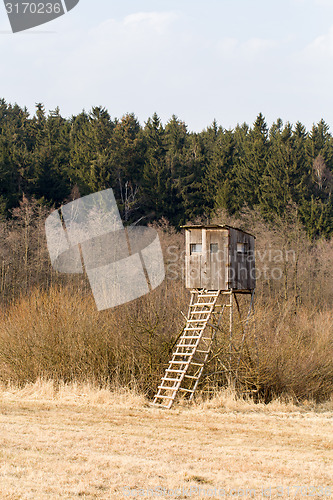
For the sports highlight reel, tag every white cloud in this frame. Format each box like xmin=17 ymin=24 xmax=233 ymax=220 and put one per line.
xmin=314 ymin=0 xmax=333 ymax=6
xmin=305 ymin=25 xmax=333 ymax=58
xmin=294 ymin=0 xmax=333 ymax=6
xmin=218 ymin=38 xmax=238 ymax=58
xmin=218 ymin=36 xmax=279 ymax=62
xmin=123 ymin=12 xmax=178 ymax=34
xmin=243 ymin=37 xmax=278 ymax=54
xmin=241 ymin=38 xmax=279 ymax=65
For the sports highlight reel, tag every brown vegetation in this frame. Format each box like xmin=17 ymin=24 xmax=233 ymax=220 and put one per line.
xmin=0 ymin=199 xmax=332 ymax=403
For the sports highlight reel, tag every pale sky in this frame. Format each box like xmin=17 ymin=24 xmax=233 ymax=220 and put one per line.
xmin=1 ymin=0 xmax=333 ymax=132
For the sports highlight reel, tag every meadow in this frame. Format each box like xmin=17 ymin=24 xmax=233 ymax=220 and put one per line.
xmin=0 ymin=381 xmax=332 ymax=499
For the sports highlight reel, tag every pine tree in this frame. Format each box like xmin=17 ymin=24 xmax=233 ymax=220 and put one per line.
xmin=142 ymin=113 xmax=168 ymax=219
xmin=179 ymin=134 xmax=206 ymax=223
xmin=204 ymin=128 xmax=236 ymax=215
xmin=69 ymin=107 xmax=114 ymax=196
xmin=260 ymin=122 xmax=294 ymax=218
xmin=260 ymin=122 xmax=312 ymax=220
xmin=235 ymin=113 xmax=269 ymax=208
xmin=164 ymin=115 xmax=189 ymax=223
xmin=108 ymin=113 xmax=144 ymax=220
xmin=31 ymin=107 xmax=72 ymax=204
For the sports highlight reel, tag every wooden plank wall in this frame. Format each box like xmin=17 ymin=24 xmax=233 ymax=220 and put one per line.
xmin=205 ymin=229 xmax=229 ymax=290
xmin=185 ymin=228 xmax=229 ymax=290
xmin=185 ymin=228 xmax=202 ymax=288
xmin=228 ymin=229 xmax=256 ymax=290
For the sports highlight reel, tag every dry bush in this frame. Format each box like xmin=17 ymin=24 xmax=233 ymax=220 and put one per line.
xmin=0 ymin=283 xmax=331 ymax=402
xmin=0 ymin=198 xmax=332 ymax=403
xmin=0 ymin=287 xmax=109 ymax=385
xmin=252 ymin=301 xmax=333 ymax=402
xmin=0 ymin=282 xmax=188 ymax=395
xmin=196 ymin=298 xmax=332 ymax=403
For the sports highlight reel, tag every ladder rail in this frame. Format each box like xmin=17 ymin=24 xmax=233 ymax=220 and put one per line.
xmin=152 ymin=289 xmax=255 ymax=409
xmin=187 ymin=304 xmax=226 ymax=401
xmin=152 ymin=289 xmax=221 ymax=408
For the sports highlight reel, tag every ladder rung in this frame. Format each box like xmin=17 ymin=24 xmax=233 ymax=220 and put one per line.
xmin=190 ymin=311 xmax=211 ymax=315
xmin=176 ymin=341 xmax=195 ymax=346
xmin=186 ymin=321 xmax=208 ymax=325
xmin=161 ymin=377 xmax=181 ymax=382
xmin=176 ymin=341 xmax=198 ymax=345
xmin=189 ymin=316 xmax=211 ymax=320
xmin=184 ymin=327 xmax=205 ymax=331
xmin=184 ymin=374 xmax=199 ymax=380
xmin=191 ymin=303 xmax=214 ymax=307
xmin=178 ymin=387 xmax=195 ymax=393
xmin=191 ymin=362 xmax=204 ymax=366
xmin=154 ymin=394 xmax=175 ymax=400
xmin=198 ymin=294 xmax=218 ymax=298
xmin=173 ymin=351 xmax=193 ymax=356
xmin=175 ymin=344 xmax=196 ymax=348
xmin=169 ymin=360 xmax=190 ymax=365
xmin=173 ymin=355 xmax=192 ymax=359
xmin=196 ymin=350 xmax=210 ymax=354
xmin=157 ymin=385 xmax=178 ymax=391
xmin=166 ymin=369 xmax=185 ymax=373
xmin=180 ymin=335 xmax=202 ymax=339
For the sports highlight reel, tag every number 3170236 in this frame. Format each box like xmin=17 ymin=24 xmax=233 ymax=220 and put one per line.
xmin=5 ymin=3 xmax=62 ymax=14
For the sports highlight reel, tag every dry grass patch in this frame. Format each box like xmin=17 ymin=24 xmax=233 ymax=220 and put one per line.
xmin=0 ymin=382 xmax=332 ymax=499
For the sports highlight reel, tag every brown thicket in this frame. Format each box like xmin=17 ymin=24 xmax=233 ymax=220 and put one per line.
xmin=0 ymin=199 xmax=332 ymax=402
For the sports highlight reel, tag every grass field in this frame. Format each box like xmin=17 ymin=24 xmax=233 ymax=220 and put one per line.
xmin=0 ymin=381 xmax=332 ymax=499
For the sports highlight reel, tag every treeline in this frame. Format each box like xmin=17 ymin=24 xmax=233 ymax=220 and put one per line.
xmin=0 ymin=98 xmax=332 ymax=238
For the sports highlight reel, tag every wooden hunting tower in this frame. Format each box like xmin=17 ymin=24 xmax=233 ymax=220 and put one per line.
xmin=152 ymin=224 xmax=256 ymax=409
xmin=184 ymin=224 xmax=255 ymax=291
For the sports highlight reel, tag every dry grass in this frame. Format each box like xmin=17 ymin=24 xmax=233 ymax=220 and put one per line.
xmin=0 ymin=284 xmax=332 ymax=402
xmin=0 ymin=381 xmax=332 ymax=499
xmin=0 ymin=284 xmax=187 ymax=393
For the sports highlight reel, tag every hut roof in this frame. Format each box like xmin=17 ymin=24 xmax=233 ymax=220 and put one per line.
xmin=181 ymin=224 xmax=256 ymax=238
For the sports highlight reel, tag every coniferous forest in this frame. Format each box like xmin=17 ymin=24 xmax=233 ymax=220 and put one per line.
xmin=0 ymin=99 xmax=332 ymax=238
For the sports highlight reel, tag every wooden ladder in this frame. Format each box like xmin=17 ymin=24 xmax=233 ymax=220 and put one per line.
xmin=152 ymin=289 xmax=222 ymax=409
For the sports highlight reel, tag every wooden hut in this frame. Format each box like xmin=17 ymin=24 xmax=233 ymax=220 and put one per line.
xmin=183 ymin=224 xmax=255 ymax=291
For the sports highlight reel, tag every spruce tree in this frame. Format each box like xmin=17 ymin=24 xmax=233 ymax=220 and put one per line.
xmin=235 ymin=113 xmax=269 ymax=208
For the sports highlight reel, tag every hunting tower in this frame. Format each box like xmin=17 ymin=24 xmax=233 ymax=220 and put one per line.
xmin=153 ymin=224 xmax=256 ymax=409
xmin=184 ymin=224 xmax=255 ymax=291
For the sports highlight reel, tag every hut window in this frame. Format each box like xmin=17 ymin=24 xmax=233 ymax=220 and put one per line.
xmin=210 ymin=243 xmax=218 ymax=253
xmin=190 ymin=243 xmax=202 ymax=254
xmin=237 ymin=242 xmax=247 ymax=254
